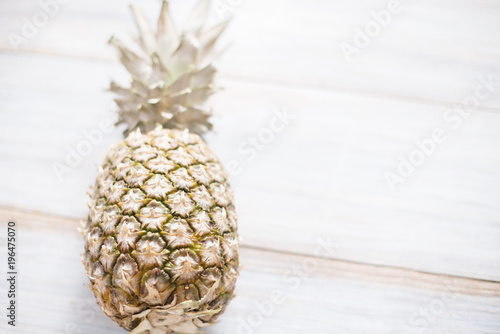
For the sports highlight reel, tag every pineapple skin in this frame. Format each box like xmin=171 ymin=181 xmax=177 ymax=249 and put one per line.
xmin=82 ymin=128 xmax=239 ymax=333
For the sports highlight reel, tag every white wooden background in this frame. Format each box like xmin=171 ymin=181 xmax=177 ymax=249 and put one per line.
xmin=0 ymin=0 xmax=499 ymax=333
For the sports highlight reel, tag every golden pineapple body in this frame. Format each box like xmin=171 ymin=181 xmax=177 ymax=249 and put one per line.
xmin=83 ymin=128 xmax=238 ymax=333
xmin=82 ymin=1 xmax=238 ymax=332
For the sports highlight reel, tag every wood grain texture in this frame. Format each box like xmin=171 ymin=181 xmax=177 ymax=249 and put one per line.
xmin=1 ymin=1 xmax=500 ymax=332
xmin=0 ymin=208 xmax=499 ymax=334
xmin=0 ymin=0 xmax=499 ymax=108
xmin=1 ymin=50 xmax=500 ymax=282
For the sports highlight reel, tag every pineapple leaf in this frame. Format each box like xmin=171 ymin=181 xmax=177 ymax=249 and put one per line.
xmin=110 ymin=0 xmax=229 ymax=136
xmin=130 ymin=4 xmax=156 ymax=55
xmin=183 ymin=0 xmax=210 ymax=34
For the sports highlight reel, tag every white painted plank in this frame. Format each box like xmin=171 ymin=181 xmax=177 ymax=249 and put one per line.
xmin=0 ymin=53 xmax=499 ymax=281
xmin=0 ymin=0 xmax=499 ymax=108
xmin=0 ymin=209 xmax=499 ymax=334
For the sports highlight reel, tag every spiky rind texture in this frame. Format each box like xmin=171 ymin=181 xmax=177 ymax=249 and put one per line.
xmin=110 ymin=0 xmax=229 ymax=136
xmin=82 ymin=128 xmax=239 ymax=333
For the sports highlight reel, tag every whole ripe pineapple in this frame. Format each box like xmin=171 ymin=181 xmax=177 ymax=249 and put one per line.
xmin=80 ymin=1 xmax=239 ymax=333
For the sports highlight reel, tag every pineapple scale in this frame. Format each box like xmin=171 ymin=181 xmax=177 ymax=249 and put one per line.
xmin=82 ymin=128 xmax=238 ymax=333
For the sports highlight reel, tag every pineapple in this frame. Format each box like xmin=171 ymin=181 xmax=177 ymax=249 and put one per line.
xmin=80 ymin=1 xmax=239 ymax=333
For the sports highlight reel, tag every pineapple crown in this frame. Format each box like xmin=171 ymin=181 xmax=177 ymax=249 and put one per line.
xmin=109 ymin=0 xmax=230 ymax=136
